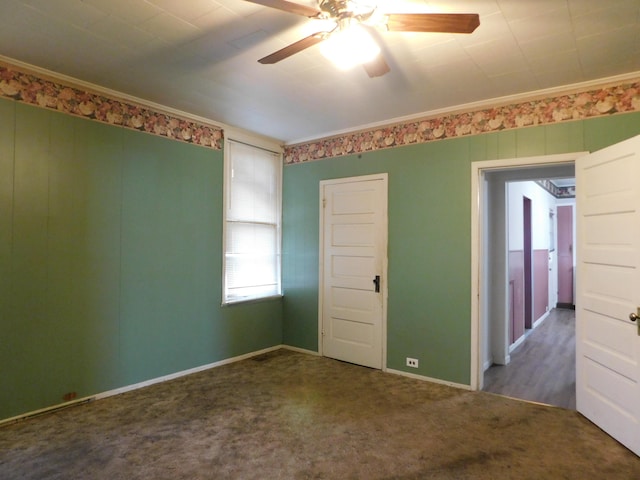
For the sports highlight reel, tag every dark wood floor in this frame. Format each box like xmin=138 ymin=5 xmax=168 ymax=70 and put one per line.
xmin=483 ymin=308 xmax=576 ymax=409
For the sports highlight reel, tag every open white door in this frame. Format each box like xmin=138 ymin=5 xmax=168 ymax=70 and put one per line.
xmin=576 ymin=135 xmax=640 ymax=456
xmin=319 ymin=174 xmax=387 ymax=369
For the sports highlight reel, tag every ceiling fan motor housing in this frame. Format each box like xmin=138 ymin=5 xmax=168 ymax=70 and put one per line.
xmin=319 ymin=0 xmax=349 ymax=18
xmin=319 ymin=0 xmax=376 ymax=21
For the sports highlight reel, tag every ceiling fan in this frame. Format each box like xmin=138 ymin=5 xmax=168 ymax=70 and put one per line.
xmin=245 ymin=0 xmax=480 ymax=77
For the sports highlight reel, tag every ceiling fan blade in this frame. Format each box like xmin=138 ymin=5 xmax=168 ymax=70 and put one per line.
xmin=363 ymin=54 xmax=390 ymax=78
xmin=244 ymin=0 xmax=322 ymax=18
xmin=258 ymin=32 xmax=328 ymax=64
xmin=386 ymin=13 xmax=480 ymax=34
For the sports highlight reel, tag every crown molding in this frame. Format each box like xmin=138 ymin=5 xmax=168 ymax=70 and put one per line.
xmin=0 ymin=55 xmax=224 ymax=128
xmin=284 ymin=74 xmax=640 ymax=164
xmin=0 ymin=55 xmax=288 ymax=150
xmin=286 ymin=71 xmax=640 ymax=147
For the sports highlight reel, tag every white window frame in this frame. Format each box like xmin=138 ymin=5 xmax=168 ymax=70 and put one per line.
xmin=222 ymin=131 xmax=283 ymax=305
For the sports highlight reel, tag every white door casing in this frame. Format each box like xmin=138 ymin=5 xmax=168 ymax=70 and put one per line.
xmin=576 ymin=135 xmax=640 ymax=456
xmin=470 ymin=154 xmax=583 ymax=390
xmin=319 ymin=174 xmax=388 ymax=369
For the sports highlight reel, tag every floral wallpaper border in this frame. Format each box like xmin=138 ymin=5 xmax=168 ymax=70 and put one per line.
xmin=536 ymin=180 xmax=575 ymax=199
xmin=0 ymin=63 xmax=223 ymax=150
xmin=284 ymin=79 xmax=640 ymax=164
xmin=3 ymin=59 xmax=638 ymax=159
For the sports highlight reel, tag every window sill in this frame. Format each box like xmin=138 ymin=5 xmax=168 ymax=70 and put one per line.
xmin=221 ymin=294 xmax=283 ymax=307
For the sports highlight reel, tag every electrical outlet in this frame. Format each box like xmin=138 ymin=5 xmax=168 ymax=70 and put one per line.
xmin=406 ymin=357 xmax=419 ymax=368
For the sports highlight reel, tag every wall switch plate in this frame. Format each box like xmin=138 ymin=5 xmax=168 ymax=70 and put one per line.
xmin=406 ymin=357 xmax=418 ymax=368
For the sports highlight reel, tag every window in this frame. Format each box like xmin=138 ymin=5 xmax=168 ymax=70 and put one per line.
xmin=223 ymin=138 xmax=282 ymax=304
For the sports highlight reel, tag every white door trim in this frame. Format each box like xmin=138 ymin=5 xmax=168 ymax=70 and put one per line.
xmin=470 ymin=153 xmax=586 ymax=390
xmin=318 ymin=173 xmax=389 ymax=370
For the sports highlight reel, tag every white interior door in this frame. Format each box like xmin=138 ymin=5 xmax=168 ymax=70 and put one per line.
xmin=320 ymin=174 xmax=387 ymax=369
xmin=576 ymin=135 xmax=640 ymax=456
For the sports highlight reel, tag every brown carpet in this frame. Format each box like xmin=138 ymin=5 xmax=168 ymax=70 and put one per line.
xmin=1 ymin=349 xmax=638 ymax=479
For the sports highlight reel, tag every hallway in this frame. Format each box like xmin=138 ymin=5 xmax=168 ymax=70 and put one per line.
xmin=483 ymin=308 xmax=576 ymax=409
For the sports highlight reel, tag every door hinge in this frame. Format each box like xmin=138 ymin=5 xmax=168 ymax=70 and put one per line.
xmin=321 ymin=329 xmax=325 ymax=336
xmin=322 ymin=197 xmax=326 ymax=208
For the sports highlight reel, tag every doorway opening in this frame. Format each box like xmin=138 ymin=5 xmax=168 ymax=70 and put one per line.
xmin=470 ymin=154 xmax=584 ymax=408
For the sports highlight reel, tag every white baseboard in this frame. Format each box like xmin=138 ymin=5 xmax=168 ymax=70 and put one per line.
xmin=509 ymin=334 xmax=526 ymax=353
xmin=386 ymin=368 xmax=472 ymax=391
xmin=0 ymin=397 xmax=95 ymax=426
xmin=0 ymin=345 xmax=283 ymax=426
xmin=94 ymin=345 xmax=283 ymax=400
xmin=491 ymin=355 xmax=511 ymax=365
xmin=285 ymin=349 xmax=472 ymax=390
xmin=533 ymin=310 xmax=550 ymax=329
xmin=281 ymin=345 xmax=320 ymax=356
xmin=492 ymin=354 xmax=511 ymax=366
xmin=507 ymin=311 xmax=551 ymax=358
xmin=3 ymin=346 xmax=474 ymax=426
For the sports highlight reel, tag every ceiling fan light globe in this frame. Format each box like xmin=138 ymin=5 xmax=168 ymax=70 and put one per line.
xmin=319 ymin=24 xmax=380 ymax=70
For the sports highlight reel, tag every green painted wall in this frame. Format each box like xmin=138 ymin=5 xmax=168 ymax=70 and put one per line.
xmin=3 ymin=92 xmax=640 ymax=420
xmin=282 ymin=112 xmax=640 ymax=385
xmin=1 ymin=100 xmax=282 ymax=420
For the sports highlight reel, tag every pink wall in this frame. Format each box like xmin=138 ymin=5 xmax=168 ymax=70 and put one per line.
xmin=533 ymin=249 xmax=549 ymax=322
xmin=508 ymin=250 xmax=525 ymax=344
xmin=557 ymin=206 xmax=574 ymax=306
xmin=509 ymin=249 xmax=548 ymax=345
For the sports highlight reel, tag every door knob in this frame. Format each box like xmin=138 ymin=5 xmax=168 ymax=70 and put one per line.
xmin=630 ymin=312 xmax=639 ymax=322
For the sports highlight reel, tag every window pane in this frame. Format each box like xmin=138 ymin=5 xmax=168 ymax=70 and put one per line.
xmin=223 ymin=140 xmax=281 ymax=304
xmin=228 ymin=142 xmax=278 ymax=224
xmin=225 ymin=223 xmax=280 ymax=300
xmin=226 ymin=222 xmax=277 ymax=260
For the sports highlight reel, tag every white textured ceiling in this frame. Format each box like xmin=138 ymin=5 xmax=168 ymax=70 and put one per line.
xmin=1 ymin=0 xmax=639 ymax=143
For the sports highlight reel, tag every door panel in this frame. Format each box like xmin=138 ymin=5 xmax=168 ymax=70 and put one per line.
xmin=332 ymin=223 xmax=376 ymax=246
xmin=330 ymin=287 xmax=376 ymax=323
xmin=332 ymin=255 xmax=375 ymax=278
xmin=321 ymin=175 xmax=387 ymax=369
xmin=583 ymin=310 xmax=636 ymax=379
xmin=576 ymin=135 xmax=640 ymax=456
xmin=331 ymin=315 xmax=374 ymax=345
